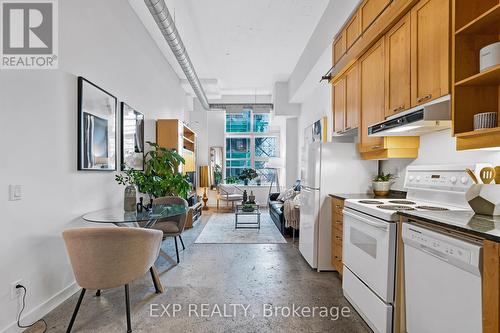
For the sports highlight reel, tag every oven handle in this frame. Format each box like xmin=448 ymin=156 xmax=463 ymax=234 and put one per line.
xmin=343 ymin=209 xmax=389 ymax=231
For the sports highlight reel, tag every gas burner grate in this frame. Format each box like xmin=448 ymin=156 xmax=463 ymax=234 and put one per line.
xmin=359 ymin=200 xmax=385 ymax=204
xmin=389 ymin=200 xmax=416 ymax=205
xmin=377 ymin=205 xmax=416 ymax=211
xmin=415 ymin=206 xmax=450 ymax=211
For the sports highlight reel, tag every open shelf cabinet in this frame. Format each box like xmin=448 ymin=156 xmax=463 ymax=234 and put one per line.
xmin=452 ymin=0 xmax=500 ymax=150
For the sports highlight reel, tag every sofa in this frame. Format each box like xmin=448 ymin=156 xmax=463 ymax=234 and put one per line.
xmin=268 ymin=193 xmax=297 ymax=237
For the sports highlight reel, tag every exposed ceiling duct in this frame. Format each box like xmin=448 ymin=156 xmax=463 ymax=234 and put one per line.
xmin=144 ymin=0 xmax=211 ymax=110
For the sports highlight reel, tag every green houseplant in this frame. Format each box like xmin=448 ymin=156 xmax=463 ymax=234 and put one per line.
xmin=116 ymin=142 xmax=191 ymax=202
xmin=239 ymin=168 xmax=258 ymax=185
xmin=372 ymin=172 xmax=394 ymax=197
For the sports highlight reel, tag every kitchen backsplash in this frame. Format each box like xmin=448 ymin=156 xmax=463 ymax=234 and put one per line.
xmin=381 ymin=129 xmax=500 ymax=191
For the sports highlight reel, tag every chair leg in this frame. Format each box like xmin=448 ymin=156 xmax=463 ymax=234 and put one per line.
xmin=150 ymin=267 xmax=161 ymax=294
xmin=96 ymin=289 xmax=101 ymax=297
xmin=125 ymin=284 xmax=132 ymax=333
xmin=174 ymin=237 xmax=180 ymax=263
xmin=66 ymin=289 xmax=86 ymax=333
xmin=179 ymin=235 xmax=185 ymax=250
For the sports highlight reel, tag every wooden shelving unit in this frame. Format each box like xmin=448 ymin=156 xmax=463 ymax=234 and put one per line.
xmin=156 ymin=119 xmax=197 ymax=172
xmin=452 ymin=0 xmax=500 ymax=150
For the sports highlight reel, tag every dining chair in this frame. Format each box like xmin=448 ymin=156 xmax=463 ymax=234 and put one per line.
xmin=62 ymin=227 xmax=162 ymax=333
xmin=152 ymin=196 xmax=191 ymax=263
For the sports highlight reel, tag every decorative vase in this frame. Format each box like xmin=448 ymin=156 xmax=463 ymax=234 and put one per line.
xmin=465 ymin=184 xmax=500 ymax=216
xmin=372 ymin=181 xmax=391 ymax=197
xmin=248 ymin=191 xmax=256 ymax=204
xmin=242 ymin=190 xmax=248 ymax=203
xmin=124 ymin=185 xmax=137 ymax=212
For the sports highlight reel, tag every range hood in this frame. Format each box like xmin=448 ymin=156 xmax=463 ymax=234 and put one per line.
xmin=369 ymin=95 xmax=451 ymax=137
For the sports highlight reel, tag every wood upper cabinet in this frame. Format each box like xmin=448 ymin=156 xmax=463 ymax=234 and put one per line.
xmin=345 ymin=63 xmax=359 ymax=130
xmin=333 ymin=31 xmax=347 ymax=65
xmin=410 ymin=0 xmax=450 ymax=107
xmin=346 ymin=11 xmax=362 ymax=50
xmin=361 ymin=0 xmax=392 ymax=32
xmin=333 ymin=77 xmax=346 ymax=133
xmin=385 ymin=13 xmax=411 ymax=117
xmin=360 ymin=39 xmax=385 ymax=150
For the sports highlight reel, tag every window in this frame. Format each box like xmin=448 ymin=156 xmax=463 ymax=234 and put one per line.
xmin=225 ymin=109 xmax=279 ymax=183
xmin=226 ymin=110 xmax=251 ymax=132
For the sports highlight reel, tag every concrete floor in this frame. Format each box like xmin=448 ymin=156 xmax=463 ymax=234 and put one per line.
xmin=40 ymin=211 xmax=371 ymax=333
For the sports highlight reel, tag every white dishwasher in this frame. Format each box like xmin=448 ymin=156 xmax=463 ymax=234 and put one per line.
xmin=402 ymin=223 xmax=482 ymax=333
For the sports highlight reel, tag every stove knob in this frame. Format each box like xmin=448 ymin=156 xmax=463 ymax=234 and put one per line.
xmin=416 ymin=176 xmax=421 ymax=182
xmin=450 ymin=176 xmax=457 ymax=184
xmin=409 ymin=176 xmax=415 ymax=182
xmin=461 ymin=177 xmax=469 ymax=184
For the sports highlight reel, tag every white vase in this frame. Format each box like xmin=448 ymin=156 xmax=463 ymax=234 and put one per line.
xmin=124 ymin=185 xmax=137 ymax=212
xmin=372 ymin=181 xmax=391 ymax=197
xmin=465 ymin=184 xmax=500 ymax=216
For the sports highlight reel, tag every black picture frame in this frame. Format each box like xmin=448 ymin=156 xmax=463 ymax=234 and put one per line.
xmin=120 ymin=102 xmax=145 ymax=171
xmin=77 ymin=77 xmax=117 ymax=171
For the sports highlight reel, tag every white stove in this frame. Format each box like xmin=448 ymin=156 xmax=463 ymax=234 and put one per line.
xmin=341 ymin=164 xmax=489 ymax=333
xmin=345 ymin=163 xmax=489 ymax=221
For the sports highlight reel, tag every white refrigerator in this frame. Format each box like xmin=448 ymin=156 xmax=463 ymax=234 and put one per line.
xmin=299 ymin=142 xmax=377 ymax=271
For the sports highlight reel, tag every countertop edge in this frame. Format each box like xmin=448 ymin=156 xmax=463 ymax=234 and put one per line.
xmin=398 ymin=211 xmax=500 ymax=243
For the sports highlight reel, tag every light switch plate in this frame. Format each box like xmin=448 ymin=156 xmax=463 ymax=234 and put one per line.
xmin=9 ymin=185 xmax=22 ymax=201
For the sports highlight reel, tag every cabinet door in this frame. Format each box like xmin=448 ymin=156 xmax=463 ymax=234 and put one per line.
xmin=360 ymin=39 xmax=385 ymax=151
xmin=361 ymin=0 xmax=392 ymax=32
xmin=333 ymin=77 xmax=346 ymax=133
xmin=346 ymin=11 xmax=361 ymax=50
xmin=410 ymin=0 xmax=450 ymax=107
xmin=385 ymin=13 xmax=411 ymax=117
xmin=333 ymin=31 xmax=347 ymax=65
xmin=345 ymin=63 xmax=359 ymax=131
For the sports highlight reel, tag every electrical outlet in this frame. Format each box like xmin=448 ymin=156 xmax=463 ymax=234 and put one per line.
xmin=10 ymin=280 xmax=23 ymax=300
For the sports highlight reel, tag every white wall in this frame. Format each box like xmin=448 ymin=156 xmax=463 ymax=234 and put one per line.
xmin=381 ymin=130 xmax=500 ymax=190
xmin=0 ymin=1 xmax=185 ymax=331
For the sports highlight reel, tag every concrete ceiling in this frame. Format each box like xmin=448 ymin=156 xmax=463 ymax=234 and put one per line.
xmin=129 ymin=0 xmax=329 ymax=97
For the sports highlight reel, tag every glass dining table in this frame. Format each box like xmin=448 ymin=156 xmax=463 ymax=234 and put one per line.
xmin=82 ymin=204 xmax=188 ymax=294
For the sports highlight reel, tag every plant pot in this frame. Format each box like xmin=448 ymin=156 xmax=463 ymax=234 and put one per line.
xmin=372 ymin=181 xmax=391 ymax=197
xmin=244 ymin=179 xmax=249 ymax=186
xmin=466 ymin=184 xmax=500 ymax=216
xmin=124 ymin=185 xmax=137 ymax=212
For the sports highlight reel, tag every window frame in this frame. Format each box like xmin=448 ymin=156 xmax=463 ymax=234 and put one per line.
xmin=224 ymin=110 xmax=280 ymax=183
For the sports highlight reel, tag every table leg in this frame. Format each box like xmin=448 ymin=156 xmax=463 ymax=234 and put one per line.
xmin=150 ymin=266 xmax=164 ymax=293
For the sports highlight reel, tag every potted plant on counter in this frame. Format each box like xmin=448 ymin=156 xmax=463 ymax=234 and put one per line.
xmin=239 ymin=168 xmax=258 ymax=185
xmin=372 ymin=173 xmax=394 ymax=197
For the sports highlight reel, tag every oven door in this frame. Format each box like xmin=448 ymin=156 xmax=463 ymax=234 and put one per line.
xmin=343 ymin=208 xmax=397 ymax=303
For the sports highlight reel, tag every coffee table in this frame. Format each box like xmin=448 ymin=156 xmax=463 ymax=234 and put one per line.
xmin=235 ymin=203 xmax=261 ymax=229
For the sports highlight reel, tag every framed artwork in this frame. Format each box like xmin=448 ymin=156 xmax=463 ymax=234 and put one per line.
xmin=304 ymin=116 xmax=328 ymax=145
xmin=77 ymin=77 xmax=117 ymax=171
xmin=121 ymin=102 xmax=144 ymax=171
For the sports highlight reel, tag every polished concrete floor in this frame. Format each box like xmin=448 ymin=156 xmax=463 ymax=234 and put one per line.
xmin=41 ymin=211 xmax=371 ymax=333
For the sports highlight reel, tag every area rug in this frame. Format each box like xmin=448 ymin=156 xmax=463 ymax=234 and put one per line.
xmin=195 ymin=211 xmax=287 ymax=244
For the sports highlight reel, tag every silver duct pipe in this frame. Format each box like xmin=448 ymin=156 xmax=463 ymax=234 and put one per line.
xmin=145 ymin=0 xmax=210 ymax=110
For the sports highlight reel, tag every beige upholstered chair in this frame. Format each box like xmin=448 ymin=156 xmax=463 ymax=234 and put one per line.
xmin=152 ymin=196 xmax=191 ymax=263
xmin=62 ymin=227 xmax=162 ymax=333
xmin=217 ymin=184 xmax=243 ymax=211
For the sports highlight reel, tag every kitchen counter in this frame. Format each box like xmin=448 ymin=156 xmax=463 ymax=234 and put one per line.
xmin=399 ymin=210 xmax=500 ymax=242
xmin=329 ymin=191 xmax=407 ymax=200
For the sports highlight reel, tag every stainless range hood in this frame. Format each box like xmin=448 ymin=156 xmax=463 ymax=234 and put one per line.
xmin=368 ymin=95 xmax=451 ymax=137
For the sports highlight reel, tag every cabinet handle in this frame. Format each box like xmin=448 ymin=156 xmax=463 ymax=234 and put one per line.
xmin=371 ymin=145 xmax=381 ymax=150
xmin=336 ymin=205 xmax=342 ymax=209
xmin=336 ymin=236 xmax=342 ymax=241
xmin=344 ymin=126 xmax=352 ymax=131
xmin=416 ymin=94 xmax=432 ymax=103
xmin=392 ymin=105 xmax=405 ymax=113
xmin=336 ymin=220 xmax=343 ymax=224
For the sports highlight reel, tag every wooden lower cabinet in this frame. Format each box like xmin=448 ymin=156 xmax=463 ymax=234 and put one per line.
xmin=483 ymin=240 xmax=500 ymax=333
xmin=331 ymin=197 xmax=345 ymax=275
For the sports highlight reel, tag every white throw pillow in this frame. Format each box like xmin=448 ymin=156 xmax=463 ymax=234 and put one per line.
xmin=277 ymin=188 xmax=296 ymax=202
